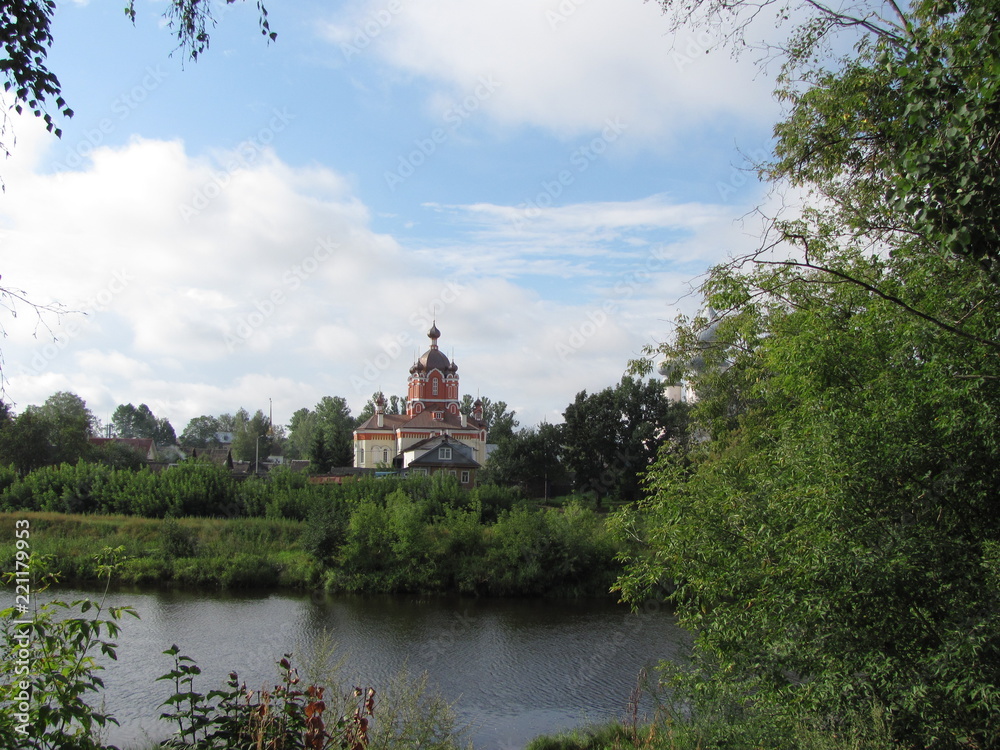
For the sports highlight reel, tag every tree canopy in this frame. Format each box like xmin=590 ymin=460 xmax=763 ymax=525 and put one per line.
xmin=616 ymin=0 xmax=1000 ymax=747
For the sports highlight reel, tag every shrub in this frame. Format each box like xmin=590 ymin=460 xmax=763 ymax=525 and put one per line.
xmin=159 ymin=518 xmax=199 ymax=559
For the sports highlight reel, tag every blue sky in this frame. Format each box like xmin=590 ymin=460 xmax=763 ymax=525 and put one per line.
xmin=0 ymin=0 xmax=781 ymax=433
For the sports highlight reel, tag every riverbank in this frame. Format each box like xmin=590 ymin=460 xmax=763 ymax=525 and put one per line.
xmin=0 ymin=511 xmax=319 ymax=588
xmin=0 ymin=505 xmax=621 ymax=597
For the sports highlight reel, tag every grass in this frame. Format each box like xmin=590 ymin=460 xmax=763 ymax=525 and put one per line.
xmin=0 ymin=511 xmax=320 ymax=590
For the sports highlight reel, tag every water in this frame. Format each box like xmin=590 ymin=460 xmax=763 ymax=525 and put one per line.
xmin=43 ymin=587 xmax=688 ymax=749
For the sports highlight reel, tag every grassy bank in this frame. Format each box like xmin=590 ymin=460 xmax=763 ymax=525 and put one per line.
xmin=0 ymin=512 xmax=320 ymax=589
xmin=0 ymin=500 xmax=621 ymax=596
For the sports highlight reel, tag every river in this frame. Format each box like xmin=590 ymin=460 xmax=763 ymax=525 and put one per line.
xmin=45 ymin=587 xmax=689 ymax=749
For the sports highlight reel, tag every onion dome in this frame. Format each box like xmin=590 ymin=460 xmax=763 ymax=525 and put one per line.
xmin=418 ymin=322 xmax=452 ymax=372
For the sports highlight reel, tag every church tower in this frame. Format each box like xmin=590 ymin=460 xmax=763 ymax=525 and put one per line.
xmin=406 ymin=322 xmax=461 ymax=417
xmin=353 ymin=322 xmax=487 ymax=472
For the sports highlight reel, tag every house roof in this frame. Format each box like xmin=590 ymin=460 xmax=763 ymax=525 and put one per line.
xmin=355 ymin=409 xmax=484 ymax=433
xmin=405 ymin=435 xmax=481 ymax=469
xmin=89 ymin=437 xmax=156 ymax=456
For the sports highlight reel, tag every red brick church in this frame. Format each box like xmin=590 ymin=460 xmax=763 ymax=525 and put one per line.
xmin=353 ymin=323 xmax=486 ymax=485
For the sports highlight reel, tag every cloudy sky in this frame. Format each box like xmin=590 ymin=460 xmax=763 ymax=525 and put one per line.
xmin=0 ymin=0 xmax=781 ymax=433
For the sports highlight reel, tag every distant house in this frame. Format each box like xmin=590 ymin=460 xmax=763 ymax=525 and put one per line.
xmin=401 ymin=434 xmax=480 ymax=487
xmin=308 ymin=467 xmax=376 ymax=484
xmin=191 ymin=447 xmax=234 ymax=470
xmin=89 ymin=437 xmax=157 ymax=461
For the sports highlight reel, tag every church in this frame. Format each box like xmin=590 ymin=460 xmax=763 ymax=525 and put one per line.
xmin=353 ymin=323 xmax=487 ymax=485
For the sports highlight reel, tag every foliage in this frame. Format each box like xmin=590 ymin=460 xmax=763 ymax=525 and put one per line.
xmin=0 ymin=547 xmax=138 ymax=749
xmin=0 ymin=408 xmax=54 ymax=475
xmin=159 ymin=518 xmax=199 ymax=559
xmin=482 ymin=423 xmax=567 ymax=499
xmin=561 ymin=377 xmax=687 ymax=505
xmin=459 ymin=394 xmax=518 ymax=442
xmin=617 ymin=2 xmax=1000 ymax=746
xmin=0 ymin=0 xmax=72 ymax=149
xmin=89 ymin=440 xmax=146 ymax=471
xmin=0 ymin=1 xmax=273 ymax=163
xmin=0 ymin=392 xmax=100 ymax=469
xmin=178 ymin=416 xmax=222 ymax=449
xmin=229 ymin=408 xmax=275 ymax=467
xmin=619 ymin=254 xmax=1000 ymax=748
xmin=110 ymin=403 xmax=176 ymax=445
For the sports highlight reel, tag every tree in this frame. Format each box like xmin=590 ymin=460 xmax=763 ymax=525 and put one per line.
xmin=561 ymin=376 xmax=686 ymax=505
xmin=30 ymin=391 xmax=98 ymax=465
xmin=285 ymin=407 xmax=317 ymax=461
xmin=621 ymin=253 xmax=1000 ymax=748
xmin=355 ymin=391 xmax=406 ymax=424
xmin=620 ymin=3 xmax=1000 ymax=744
xmin=110 ymin=403 xmax=176 ymax=445
xmin=482 ymin=423 xmax=567 ymax=498
xmin=178 ymin=415 xmax=222 ymax=448
xmin=308 ymin=428 xmax=335 ymax=475
xmin=0 ymin=407 xmax=53 ymax=475
xmin=230 ymin=408 xmax=273 ymax=470
xmin=460 ymin=395 xmax=518 ymax=442
xmin=314 ymin=396 xmax=355 ymax=468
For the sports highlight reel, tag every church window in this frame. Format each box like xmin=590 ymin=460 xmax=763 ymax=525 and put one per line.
xmin=432 ymin=378 xmax=439 ymax=395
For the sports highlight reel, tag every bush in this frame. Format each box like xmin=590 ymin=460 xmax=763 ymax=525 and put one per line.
xmin=159 ymin=518 xmax=199 ymax=559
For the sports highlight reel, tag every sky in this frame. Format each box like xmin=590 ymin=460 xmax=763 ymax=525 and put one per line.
xmin=0 ymin=0 xmax=784 ymax=434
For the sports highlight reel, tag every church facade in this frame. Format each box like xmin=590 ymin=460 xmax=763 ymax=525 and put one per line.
xmin=353 ymin=324 xmax=487 ymax=480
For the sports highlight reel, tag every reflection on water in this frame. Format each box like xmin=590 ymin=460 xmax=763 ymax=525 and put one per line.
xmin=45 ymin=587 xmax=688 ymax=749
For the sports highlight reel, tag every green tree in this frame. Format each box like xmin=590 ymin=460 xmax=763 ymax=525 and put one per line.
xmin=308 ymin=428 xmax=335 ymax=474
xmin=561 ymin=376 xmax=685 ymax=505
xmin=460 ymin=394 xmax=518 ymax=442
xmin=110 ymin=403 xmax=176 ymax=446
xmin=620 ymin=2 xmax=1000 ymax=745
xmin=355 ymin=391 xmax=407 ymax=424
xmin=314 ymin=396 xmax=355 ymax=468
xmin=0 ymin=408 xmax=53 ymax=475
xmin=178 ymin=415 xmax=222 ymax=448
xmin=0 ymin=1 xmax=274 ymax=157
xmin=285 ymin=407 xmax=317 ymax=460
xmin=230 ymin=408 xmax=273 ymax=470
xmin=621 ymin=254 xmax=1000 ymax=748
xmin=483 ymin=423 xmax=567 ymax=499
xmin=25 ymin=391 xmax=97 ymax=465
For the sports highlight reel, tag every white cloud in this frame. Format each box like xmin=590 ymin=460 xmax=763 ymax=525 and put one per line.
xmin=326 ymin=0 xmax=778 ymax=143
xmin=0 ymin=116 xmax=767 ymax=431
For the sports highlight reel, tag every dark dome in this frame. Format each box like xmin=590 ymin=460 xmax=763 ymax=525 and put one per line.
xmin=416 ymin=322 xmax=452 ymax=373
xmin=419 ymin=348 xmax=452 ymax=372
